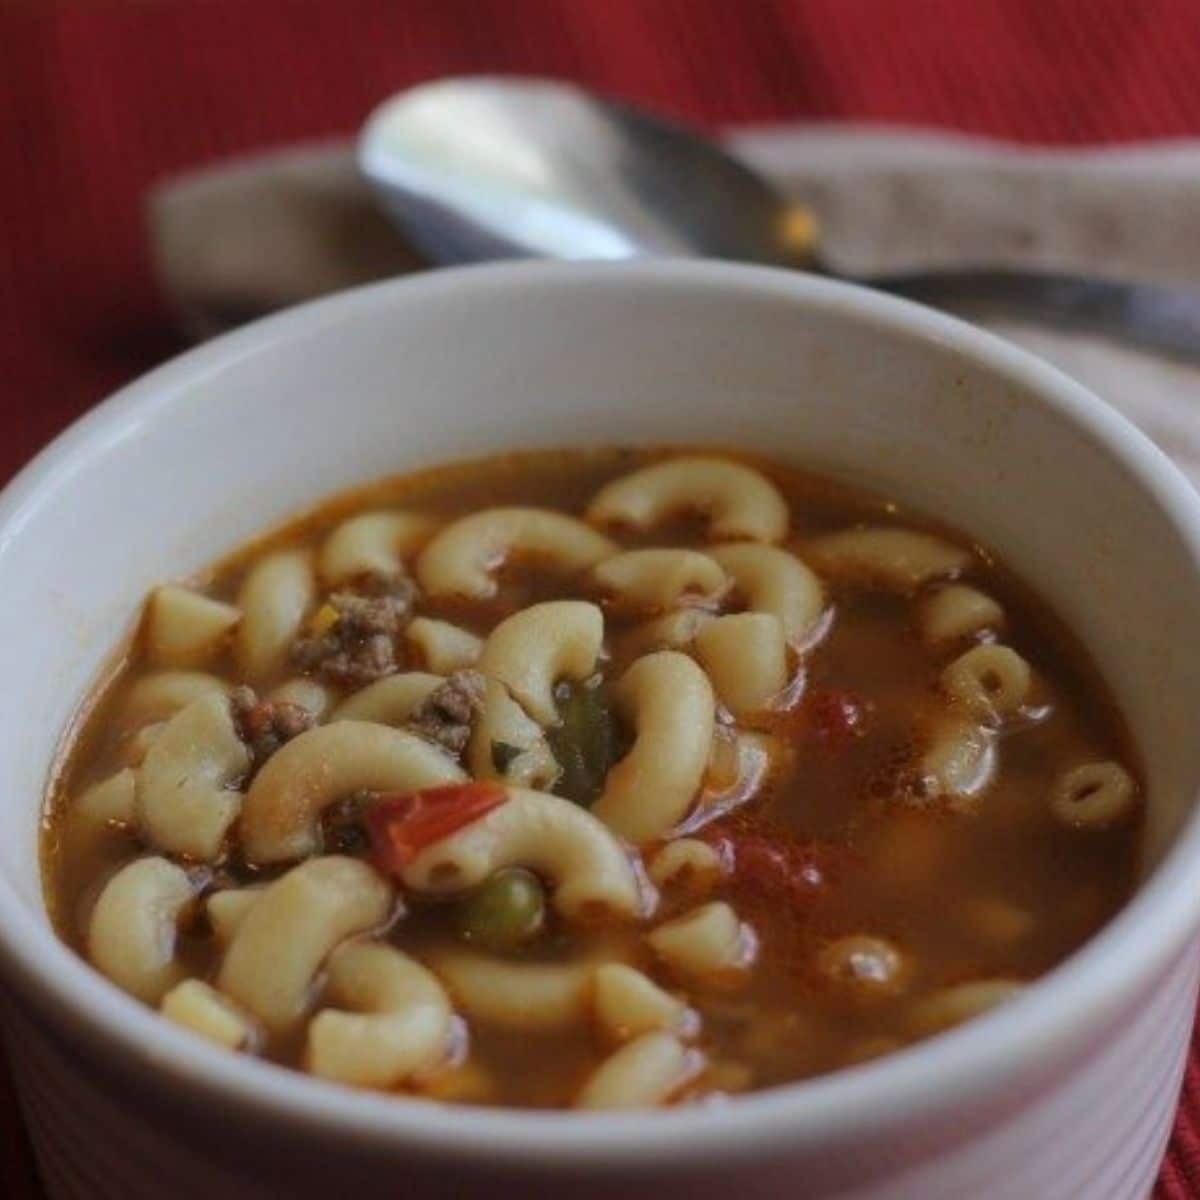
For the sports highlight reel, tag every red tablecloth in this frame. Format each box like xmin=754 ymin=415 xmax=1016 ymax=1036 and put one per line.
xmin=5 ymin=1 xmax=1200 ymax=1195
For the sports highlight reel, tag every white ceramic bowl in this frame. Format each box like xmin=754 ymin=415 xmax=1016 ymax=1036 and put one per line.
xmin=2 ymin=262 xmax=1200 ymax=1200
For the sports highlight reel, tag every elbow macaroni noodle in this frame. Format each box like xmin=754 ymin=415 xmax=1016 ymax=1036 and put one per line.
xmin=694 ymin=612 xmax=788 ymax=717
xmin=586 ymin=457 xmax=789 ymax=543
xmin=88 ymin=857 xmax=198 ymax=1004
xmin=429 ymin=948 xmax=598 ymax=1033
xmin=575 ymin=1032 xmax=704 ymax=1110
xmin=119 ymin=670 xmax=229 ymax=732
xmin=592 ymin=964 xmax=696 ymax=1042
xmin=331 ymin=672 xmax=444 ymax=724
xmin=307 ymin=941 xmax=453 ymax=1088
xmin=648 ymin=901 xmax=757 ymax=985
xmin=70 ymin=768 xmax=137 ymax=841
xmin=941 ymin=644 xmax=1033 ymax=722
xmin=918 ymin=716 xmax=997 ymax=808
xmin=402 ymin=787 xmax=643 ymax=923
xmin=592 ymin=651 xmax=716 ymax=844
xmin=241 ymin=722 xmax=465 ymax=863
xmin=477 ymin=600 xmax=604 ymax=727
xmin=146 ymin=586 xmax=239 ymax=668
xmin=218 ymin=856 xmax=394 ymax=1034
xmin=919 ymin=584 xmax=1004 ymax=647
xmin=618 ymin=607 xmax=714 ymax=659
xmin=137 ymin=692 xmax=251 ymax=861
xmin=235 ymin=549 xmax=317 ymax=680
xmin=804 ymin=527 xmax=970 ymax=592
xmin=708 ymin=543 xmax=824 ymax=643
xmin=466 ymin=677 xmax=560 ymax=790
xmin=319 ymin=511 xmax=435 ymax=585
xmin=161 ymin=979 xmax=256 ymax=1051
xmin=50 ymin=448 xmax=1141 ymax=1109
xmin=591 ymin=548 xmax=728 ymax=613
xmin=405 ymin=617 xmax=483 ymax=673
xmin=417 ymin=507 xmax=616 ymax=599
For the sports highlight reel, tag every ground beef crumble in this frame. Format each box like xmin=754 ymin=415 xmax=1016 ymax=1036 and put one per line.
xmin=406 ymin=669 xmax=487 ymax=756
xmin=290 ymin=574 xmax=416 ymax=687
xmin=321 ymin=789 xmax=375 ymax=855
xmin=230 ymin=685 xmax=317 ymax=769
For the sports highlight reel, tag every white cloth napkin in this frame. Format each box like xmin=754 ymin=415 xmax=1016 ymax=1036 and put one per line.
xmin=148 ymin=124 xmax=1200 ymax=484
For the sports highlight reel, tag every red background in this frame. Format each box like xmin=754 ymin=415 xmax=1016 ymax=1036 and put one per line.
xmin=4 ymin=1 xmax=1200 ymax=1195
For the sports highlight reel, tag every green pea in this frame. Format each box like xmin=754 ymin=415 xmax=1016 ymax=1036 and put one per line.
xmin=455 ymin=868 xmax=546 ymax=951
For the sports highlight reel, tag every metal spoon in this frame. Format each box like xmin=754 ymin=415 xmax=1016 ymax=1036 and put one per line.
xmin=359 ymin=77 xmax=1200 ymax=362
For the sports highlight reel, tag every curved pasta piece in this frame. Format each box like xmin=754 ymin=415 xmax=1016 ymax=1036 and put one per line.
xmin=319 ymin=511 xmax=435 ymax=585
xmin=405 ymin=617 xmax=483 ymax=674
xmin=138 ymin=692 xmax=251 ymax=861
xmin=70 ymin=768 xmax=137 ymax=841
xmin=120 ymin=722 xmax=166 ymax=767
xmin=146 ymin=586 xmax=239 ymax=668
xmin=815 ymin=935 xmax=910 ymax=1000
xmin=421 ymin=1058 xmax=499 ymax=1105
xmin=218 ymin=856 xmax=394 ymax=1034
xmin=467 ymin=677 xmax=560 ymax=790
xmin=962 ymin=897 xmax=1034 ymax=945
xmin=307 ymin=942 xmax=453 ymax=1088
xmin=592 ymin=964 xmax=696 ymax=1043
xmin=941 ymin=644 xmax=1032 ymax=721
xmin=918 ymin=716 xmax=996 ymax=809
xmin=268 ymin=677 xmax=333 ymax=719
xmin=803 ymin=527 xmax=971 ymax=593
xmin=618 ymin=608 xmax=714 ymax=660
xmin=205 ymin=885 xmax=268 ymax=945
xmin=591 ymin=549 xmax=728 ymax=613
xmin=648 ymin=838 xmax=726 ymax=900
xmin=648 ymin=901 xmax=756 ymax=984
xmin=120 ymin=671 xmax=229 ymax=730
xmin=708 ymin=543 xmax=824 ymax=643
xmin=574 ymin=1032 xmax=703 ymax=1110
xmin=908 ymin=979 xmax=1024 ymax=1036
xmin=417 ymin=507 xmax=616 ymax=599
xmin=428 ymin=948 xmax=596 ymax=1032
xmin=331 ymin=672 xmax=444 ymax=724
xmin=694 ymin=612 xmax=789 ymax=717
xmin=241 ymin=721 xmax=465 ymax=864
xmin=401 ymin=787 xmax=643 ymax=923
xmin=919 ymin=585 xmax=1004 ymax=648
xmin=235 ymin=549 xmax=317 ymax=681
xmin=161 ymin=979 xmax=256 ymax=1051
xmin=477 ymin=601 xmax=604 ymax=726
xmin=592 ymin=652 xmax=715 ymax=844
xmin=87 ymin=857 xmax=197 ymax=1003
xmin=1049 ymin=761 xmax=1137 ymax=829
xmin=586 ymin=457 xmax=788 ymax=544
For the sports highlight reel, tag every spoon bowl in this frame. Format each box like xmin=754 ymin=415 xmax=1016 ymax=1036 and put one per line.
xmin=359 ymin=77 xmax=809 ymax=266
xmin=359 ymin=76 xmax=1200 ymax=362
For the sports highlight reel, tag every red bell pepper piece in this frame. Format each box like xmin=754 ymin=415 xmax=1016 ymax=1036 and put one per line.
xmin=366 ymin=781 xmax=507 ymax=874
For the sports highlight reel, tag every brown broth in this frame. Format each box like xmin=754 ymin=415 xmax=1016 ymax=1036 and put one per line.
xmin=42 ymin=447 xmax=1142 ymax=1108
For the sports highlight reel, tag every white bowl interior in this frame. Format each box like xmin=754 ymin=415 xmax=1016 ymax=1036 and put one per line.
xmin=3 ymin=263 xmax=1200 ymax=1167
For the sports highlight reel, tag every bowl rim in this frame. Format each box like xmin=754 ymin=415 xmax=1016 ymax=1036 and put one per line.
xmin=4 ymin=259 xmax=1200 ymax=1169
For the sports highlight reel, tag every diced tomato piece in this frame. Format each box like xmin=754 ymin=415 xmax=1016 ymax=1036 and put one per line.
xmin=722 ymin=832 xmax=830 ymax=902
xmin=773 ymin=688 xmax=870 ymax=750
xmin=701 ymin=825 xmax=862 ymax=975
xmin=366 ymin=781 xmax=507 ymax=875
xmin=702 ymin=826 xmax=856 ymax=905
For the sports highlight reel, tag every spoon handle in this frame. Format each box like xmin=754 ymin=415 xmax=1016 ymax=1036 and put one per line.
xmin=858 ymin=268 xmax=1200 ymax=363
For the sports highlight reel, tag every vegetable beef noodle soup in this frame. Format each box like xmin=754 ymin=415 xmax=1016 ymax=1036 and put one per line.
xmin=43 ymin=449 xmax=1141 ymax=1110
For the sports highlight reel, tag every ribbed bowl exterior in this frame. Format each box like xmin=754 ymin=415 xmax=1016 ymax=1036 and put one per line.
xmin=6 ymin=945 xmax=1195 ymax=1200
